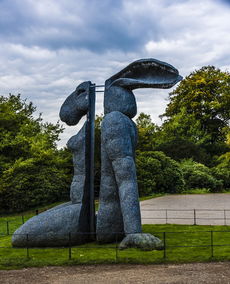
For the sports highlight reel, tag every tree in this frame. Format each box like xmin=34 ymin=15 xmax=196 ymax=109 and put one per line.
xmin=159 ymin=66 xmax=230 ymax=165
xmin=0 ymin=94 xmax=71 ymax=212
xmin=135 ymin=113 xmax=158 ymax=152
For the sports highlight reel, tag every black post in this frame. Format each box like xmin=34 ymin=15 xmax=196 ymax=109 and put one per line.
xmin=68 ymin=232 xmax=72 ymax=260
xmin=193 ymin=209 xmax=196 ymax=225
xmin=115 ymin=233 xmax=118 ymax=262
xmin=211 ymin=231 xmax=214 ymax=258
xmin=26 ymin=234 xmax=29 ymax=259
xmin=163 ymin=232 xmax=166 ymax=259
xmin=6 ymin=221 xmax=9 ymax=235
xmin=86 ymin=83 xmax=96 ymax=239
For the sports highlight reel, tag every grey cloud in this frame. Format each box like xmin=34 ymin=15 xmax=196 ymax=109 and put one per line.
xmin=0 ymin=0 xmax=157 ymax=52
xmin=0 ymin=0 xmax=230 ymax=147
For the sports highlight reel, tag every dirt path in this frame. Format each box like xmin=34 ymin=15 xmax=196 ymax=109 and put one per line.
xmin=140 ymin=193 xmax=230 ymax=225
xmin=1 ymin=263 xmax=230 ymax=283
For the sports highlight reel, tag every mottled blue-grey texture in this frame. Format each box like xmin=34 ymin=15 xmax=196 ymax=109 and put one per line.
xmin=97 ymin=111 xmax=140 ymax=243
xmin=12 ymin=203 xmax=88 ymax=247
xmin=97 ymin=58 xmax=182 ymax=248
xmin=119 ymin=233 xmax=163 ymax=251
xmin=12 ymin=82 xmax=91 ymax=247
xmin=59 ymin=81 xmax=90 ymax=126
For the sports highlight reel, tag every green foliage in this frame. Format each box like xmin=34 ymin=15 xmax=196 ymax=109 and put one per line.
xmin=212 ymin=133 xmax=230 ymax=189
xmin=136 ymin=151 xmax=184 ymax=196
xmin=159 ymin=66 xmax=230 ymax=165
xmin=156 ymin=137 xmax=210 ymax=164
xmin=0 ymin=94 xmax=71 ymax=213
xmin=163 ymin=66 xmax=230 ymax=138
xmin=211 ymin=167 xmax=230 ymax=190
xmin=135 ymin=113 xmax=158 ymax=151
xmin=180 ymin=159 xmax=223 ymax=192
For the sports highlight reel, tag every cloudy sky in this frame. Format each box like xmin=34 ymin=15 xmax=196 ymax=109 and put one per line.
xmin=1 ymin=0 xmax=230 ymax=147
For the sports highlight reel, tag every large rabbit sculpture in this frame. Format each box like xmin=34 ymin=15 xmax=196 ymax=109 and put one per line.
xmin=12 ymin=58 xmax=182 ymax=250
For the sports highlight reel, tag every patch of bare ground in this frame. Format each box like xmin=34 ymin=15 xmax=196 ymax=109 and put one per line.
xmin=1 ymin=262 xmax=230 ymax=284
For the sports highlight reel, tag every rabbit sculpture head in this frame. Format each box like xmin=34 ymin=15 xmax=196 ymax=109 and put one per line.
xmin=104 ymin=58 xmax=182 ymax=118
xmin=59 ymin=80 xmax=91 ymax=125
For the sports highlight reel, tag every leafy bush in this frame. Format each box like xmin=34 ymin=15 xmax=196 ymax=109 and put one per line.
xmin=211 ymin=167 xmax=230 ymax=190
xmin=212 ymin=146 xmax=230 ymax=191
xmin=0 ymin=94 xmax=72 ymax=213
xmin=180 ymin=159 xmax=223 ymax=192
xmin=136 ymin=151 xmax=184 ymax=196
xmin=0 ymin=150 xmax=71 ymax=213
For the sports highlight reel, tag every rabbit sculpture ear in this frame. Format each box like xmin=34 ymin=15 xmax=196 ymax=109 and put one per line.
xmin=105 ymin=58 xmax=182 ymax=90
xmin=104 ymin=58 xmax=182 ymax=118
xmin=59 ymin=81 xmax=91 ymax=126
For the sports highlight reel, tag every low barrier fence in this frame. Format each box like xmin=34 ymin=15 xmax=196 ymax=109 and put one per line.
xmin=1 ymin=208 xmax=230 ymax=235
xmin=141 ymin=208 xmax=230 ymax=225
xmin=1 ymin=230 xmax=230 ymax=262
xmin=1 ymin=209 xmax=230 ymax=264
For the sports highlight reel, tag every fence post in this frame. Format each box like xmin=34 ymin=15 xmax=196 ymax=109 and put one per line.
xmin=193 ymin=209 xmax=196 ymax=225
xmin=68 ymin=232 xmax=72 ymax=260
xmin=115 ymin=233 xmax=118 ymax=262
xmin=6 ymin=221 xmax=9 ymax=235
xmin=224 ymin=210 xmax=226 ymax=226
xmin=210 ymin=231 xmax=214 ymax=258
xmin=26 ymin=234 xmax=29 ymax=259
xmin=163 ymin=232 xmax=166 ymax=259
xmin=166 ymin=209 xmax=168 ymax=224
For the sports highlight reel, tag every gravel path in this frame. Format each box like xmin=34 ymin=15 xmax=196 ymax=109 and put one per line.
xmin=140 ymin=193 xmax=230 ymax=225
xmin=1 ymin=263 xmax=230 ymax=284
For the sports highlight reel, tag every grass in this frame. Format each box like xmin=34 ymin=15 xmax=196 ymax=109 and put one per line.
xmin=1 ymin=195 xmax=230 ymax=269
xmin=1 ymin=221 xmax=230 ymax=269
xmin=181 ymin=188 xmax=230 ymax=194
xmin=181 ymin=188 xmax=211 ymax=194
xmin=139 ymin=193 xmax=166 ymax=201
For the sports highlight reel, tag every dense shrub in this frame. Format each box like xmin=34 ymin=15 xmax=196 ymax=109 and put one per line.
xmin=136 ymin=151 xmax=184 ymax=196
xmin=180 ymin=159 xmax=223 ymax=192
xmin=0 ymin=94 xmax=72 ymax=213
xmin=211 ymin=167 xmax=230 ymax=190
xmin=0 ymin=150 xmax=71 ymax=213
xmin=212 ymin=148 xmax=230 ymax=191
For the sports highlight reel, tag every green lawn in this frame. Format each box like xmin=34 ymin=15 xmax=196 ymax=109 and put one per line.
xmin=1 ymin=218 xmax=230 ymax=269
xmin=1 ymin=198 xmax=230 ymax=269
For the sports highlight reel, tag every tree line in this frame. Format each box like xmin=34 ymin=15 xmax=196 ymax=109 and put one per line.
xmin=0 ymin=66 xmax=229 ymax=213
